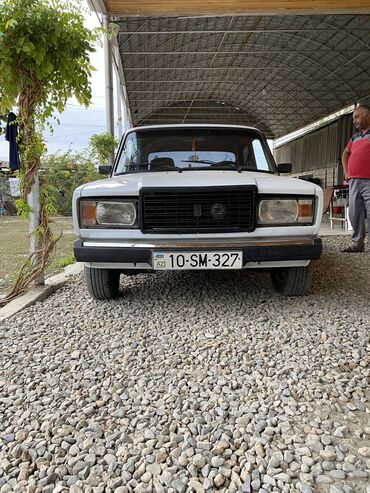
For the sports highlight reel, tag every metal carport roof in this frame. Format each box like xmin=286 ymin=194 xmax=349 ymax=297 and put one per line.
xmin=90 ymin=2 xmax=370 ymax=139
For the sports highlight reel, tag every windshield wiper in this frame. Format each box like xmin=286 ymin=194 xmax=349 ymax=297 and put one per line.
xmin=113 ymin=164 xmax=183 ymax=176
xmin=181 ymin=159 xmax=216 ymax=165
xmin=115 ymin=163 xmax=182 ymax=175
xmin=181 ymin=159 xmax=239 ymax=169
xmin=181 ymin=160 xmax=243 ymax=172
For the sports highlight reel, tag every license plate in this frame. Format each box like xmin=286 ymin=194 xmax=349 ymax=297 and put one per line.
xmin=152 ymin=251 xmax=243 ymax=270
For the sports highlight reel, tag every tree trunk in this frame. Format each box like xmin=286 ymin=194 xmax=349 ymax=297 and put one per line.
xmin=18 ymin=87 xmax=45 ymax=286
xmin=27 ymin=175 xmax=44 ymax=285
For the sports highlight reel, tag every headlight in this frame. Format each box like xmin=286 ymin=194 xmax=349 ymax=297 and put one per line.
xmin=258 ymin=198 xmax=314 ymax=225
xmin=80 ymin=200 xmax=137 ymax=227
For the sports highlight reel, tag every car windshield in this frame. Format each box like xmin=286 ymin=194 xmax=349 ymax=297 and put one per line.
xmin=114 ymin=127 xmax=276 ymax=175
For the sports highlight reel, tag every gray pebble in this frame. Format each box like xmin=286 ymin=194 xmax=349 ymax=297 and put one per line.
xmin=0 ymin=236 xmax=369 ymax=493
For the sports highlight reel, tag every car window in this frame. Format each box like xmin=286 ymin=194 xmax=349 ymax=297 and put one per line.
xmin=252 ymin=138 xmax=270 ymax=171
xmin=118 ymin=133 xmax=139 ymax=172
xmin=115 ymin=128 xmax=276 ymax=174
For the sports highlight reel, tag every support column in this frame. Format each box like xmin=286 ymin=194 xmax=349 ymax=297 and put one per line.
xmin=116 ymin=75 xmax=123 ymax=139
xmin=113 ymin=43 xmax=133 ymax=132
xmin=103 ymin=14 xmax=115 ymax=167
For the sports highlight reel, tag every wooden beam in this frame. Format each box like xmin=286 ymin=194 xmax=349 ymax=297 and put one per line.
xmin=103 ymin=1 xmax=370 ymax=16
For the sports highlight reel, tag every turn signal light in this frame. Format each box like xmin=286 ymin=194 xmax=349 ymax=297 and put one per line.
xmin=298 ymin=201 xmax=313 ymax=221
xmin=80 ymin=201 xmax=96 ymax=227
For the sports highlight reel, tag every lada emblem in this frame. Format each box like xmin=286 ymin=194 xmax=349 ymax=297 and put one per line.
xmin=210 ymin=202 xmax=227 ymax=220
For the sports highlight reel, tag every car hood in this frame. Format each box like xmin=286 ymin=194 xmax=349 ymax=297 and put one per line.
xmin=78 ymin=171 xmax=320 ymax=197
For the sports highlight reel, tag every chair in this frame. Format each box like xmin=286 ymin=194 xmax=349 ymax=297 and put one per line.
xmin=325 ymin=186 xmax=352 ymax=231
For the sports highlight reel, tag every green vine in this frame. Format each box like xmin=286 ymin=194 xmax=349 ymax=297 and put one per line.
xmin=15 ymin=198 xmax=31 ymax=219
xmin=0 ymin=0 xmax=98 ymax=305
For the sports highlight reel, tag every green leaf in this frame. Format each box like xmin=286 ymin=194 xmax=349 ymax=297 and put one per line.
xmin=34 ymin=49 xmax=44 ymax=65
xmin=5 ymin=19 xmax=17 ymax=30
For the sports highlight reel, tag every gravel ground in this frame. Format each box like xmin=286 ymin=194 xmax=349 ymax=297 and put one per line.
xmin=0 ymin=236 xmax=369 ymax=493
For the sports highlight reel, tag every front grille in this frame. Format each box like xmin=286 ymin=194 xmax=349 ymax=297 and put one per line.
xmin=140 ymin=186 xmax=257 ymax=233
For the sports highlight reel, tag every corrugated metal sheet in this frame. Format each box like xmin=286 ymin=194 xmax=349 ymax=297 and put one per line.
xmin=114 ymin=14 xmax=370 ymax=138
xmin=274 ymin=113 xmax=353 ymax=174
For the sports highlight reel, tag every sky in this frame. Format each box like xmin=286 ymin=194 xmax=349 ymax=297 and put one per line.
xmin=0 ymin=3 xmax=118 ymax=163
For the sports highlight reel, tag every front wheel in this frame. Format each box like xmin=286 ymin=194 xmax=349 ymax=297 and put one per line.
xmin=270 ymin=263 xmax=313 ymax=296
xmin=84 ymin=266 xmax=120 ymax=300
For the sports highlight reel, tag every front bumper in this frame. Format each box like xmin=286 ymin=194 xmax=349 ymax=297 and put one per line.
xmin=74 ymin=238 xmax=322 ymax=267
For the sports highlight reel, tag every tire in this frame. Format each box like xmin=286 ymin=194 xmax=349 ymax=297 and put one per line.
xmin=270 ymin=263 xmax=313 ymax=296
xmin=84 ymin=266 xmax=120 ymax=300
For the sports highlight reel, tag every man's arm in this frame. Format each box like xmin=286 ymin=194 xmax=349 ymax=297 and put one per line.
xmin=342 ymin=147 xmax=351 ymax=180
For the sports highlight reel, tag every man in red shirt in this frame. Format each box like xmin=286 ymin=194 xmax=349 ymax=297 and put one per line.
xmin=341 ymin=103 xmax=370 ymax=252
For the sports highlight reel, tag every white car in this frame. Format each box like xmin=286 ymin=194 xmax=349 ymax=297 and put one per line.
xmin=72 ymin=124 xmax=323 ymax=299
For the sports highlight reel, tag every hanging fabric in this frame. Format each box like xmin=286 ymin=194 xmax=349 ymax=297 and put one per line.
xmin=5 ymin=112 xmax=20 ymax=171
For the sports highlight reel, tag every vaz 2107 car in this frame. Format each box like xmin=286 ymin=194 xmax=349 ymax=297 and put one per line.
xmin=72 ymin=125 xmax=323 ymax=299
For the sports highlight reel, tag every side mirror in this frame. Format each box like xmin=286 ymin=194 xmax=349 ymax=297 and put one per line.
xmin=277 ymin=163 xmax=292 ymax=174
xmin=99 ymin=165 xmax=112 ymax=175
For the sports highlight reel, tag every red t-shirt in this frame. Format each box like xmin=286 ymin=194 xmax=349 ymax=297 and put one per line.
xmin=346 ymin=130 xmax=370 ymax=179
